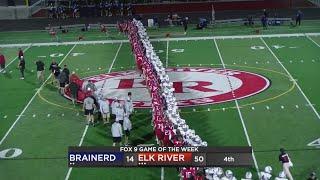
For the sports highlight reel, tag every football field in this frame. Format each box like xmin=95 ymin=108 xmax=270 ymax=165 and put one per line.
xmin=0 ymin=32 xmax=320 ymax=179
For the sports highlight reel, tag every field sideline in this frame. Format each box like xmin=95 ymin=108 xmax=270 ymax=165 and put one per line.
xmin=0 ymin=32 xmax=320 ymax=179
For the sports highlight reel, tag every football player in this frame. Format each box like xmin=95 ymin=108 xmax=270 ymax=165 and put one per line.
xmin=241 ymin=172 xmax=252 ymax=180
xmin=221 ymin=170 xmax=236 ymax=180
xmin=275 ymin=171 xmax=288 ymax=180
xmin=260 ymin=166 xmax=272 ymax=180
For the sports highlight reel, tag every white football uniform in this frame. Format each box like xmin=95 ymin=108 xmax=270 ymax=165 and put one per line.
xmin=115 ymin=106 xmax=125 ymax=121
xmin=111 ymin=100 xmax=119 ymax=115
xmin=260 ymin=172 xmax=272 ymax=180
xmin=275 ymin=178 xmax=288 ymax=180
xmin=125 ymin=96 xmax=134 ymax=115
xmin=123 ymin=116 xmax=132 ymax=131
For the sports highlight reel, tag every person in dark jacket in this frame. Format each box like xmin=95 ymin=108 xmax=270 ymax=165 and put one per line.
xmin=58 ymin=70 xmax=68 ymax=95
xmin=68 ymin=80 xmax=79 ymax=106
xmin=62 ymin=64 xmax=70 ymax=84
xmin=35 ymin=60 xmax=45 ymax=83
xmin=296 ymin=10 xmax=303 ymax=26
xmin=18 ymin=56 xmax=25 ymax=79
xmin=49 ymin=60 xmax=60 ymax=85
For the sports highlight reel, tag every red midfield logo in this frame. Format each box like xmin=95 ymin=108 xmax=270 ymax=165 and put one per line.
xmin=82 ymin=68 xmax=270 ymax=108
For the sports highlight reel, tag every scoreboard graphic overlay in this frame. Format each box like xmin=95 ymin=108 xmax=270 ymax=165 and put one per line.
xmin=68 ymin=147 xmax=253 ymax=167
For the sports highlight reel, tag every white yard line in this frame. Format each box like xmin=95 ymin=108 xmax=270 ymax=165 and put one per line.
xmin=1 ymin=46 xmax=31 ymax=73
xmin=98 ymin=43 xmax=123 ymax=97
xmin=213 ymin=38 xmax=260 ymax=175
xmin=161 ymin=167 xmax=165 ymax=180
xmin=260 ymin=37 xmax=320 ymax=120
xmin=166 ymin=40 xmax=169 ymax=68
xmin=64 ymin=125 xmax=88 ymax=180
xmin=108 ymin=43 xmax=123 ymax=73
xmin=306 ymin=35 xmax=320 ymax=47
xmin=64 ymin=43 xmax=122 ymax=180
xmin=2 ymin=33 xmax=320 ymax=48
xmin=0 ymin=44 xmax=77 ymax=145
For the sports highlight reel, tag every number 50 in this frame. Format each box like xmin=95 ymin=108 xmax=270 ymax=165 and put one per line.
xmin=194 ymin=155 xmax=204 ymax=162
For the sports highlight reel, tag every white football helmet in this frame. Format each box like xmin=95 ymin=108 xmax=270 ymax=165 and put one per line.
xmin=264 ymin=166 xmax=272 ymax=174
xmin=278 ymin=171 xmax=286 ymax=178
xmin=225 ymin=170 xmax=233 ymax=178
xmin=245 ymin=171 xmax=252 ymax=179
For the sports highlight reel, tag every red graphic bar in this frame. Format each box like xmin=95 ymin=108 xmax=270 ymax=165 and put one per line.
xmin=137 ymin=152 xmax=192 ymax=166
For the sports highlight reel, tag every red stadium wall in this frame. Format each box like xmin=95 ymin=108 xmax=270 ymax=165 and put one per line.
xmin=133 ymin=0 xmax=290 ymax=14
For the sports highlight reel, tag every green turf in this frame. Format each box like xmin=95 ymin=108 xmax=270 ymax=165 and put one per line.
xmin=0 ymin=29 xmax=320 ymax=180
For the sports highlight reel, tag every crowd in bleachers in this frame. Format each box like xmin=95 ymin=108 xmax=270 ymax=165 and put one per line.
xmin=47 ymin=0 xmax=133 ymax=19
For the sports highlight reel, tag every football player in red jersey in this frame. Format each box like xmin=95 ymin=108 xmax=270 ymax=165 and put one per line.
xmin=162 ymin=124 xmax=174 ymax=146
xmin=181 ymin=167 xmax=197 ymax=180
xmin=18 ymin=48 xmax=24 ymax=59
xmin=195 ymin=170 xmax=204 ymax=180
xmin=173 ymin=135 xmax=184 ymax=147
xmin=155 ymin=122 xmax=164 ymax=145
xmin=0 ymin=52 xmax=6 ymax=73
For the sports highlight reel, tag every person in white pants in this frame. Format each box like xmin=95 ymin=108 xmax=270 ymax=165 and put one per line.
xmin=279 ymin=148 xmax=294 ymax=180
xmin=111 ymin=120 xmax=122 ymax=146
xmin=123 ymin=114 xmax=132 ymax=145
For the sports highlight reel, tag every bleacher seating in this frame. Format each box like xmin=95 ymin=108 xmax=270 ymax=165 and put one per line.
xmin=0 ymin=1 xmax=7 ymax=6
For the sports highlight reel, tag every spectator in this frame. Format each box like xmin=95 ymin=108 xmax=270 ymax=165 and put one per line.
xmin=58 ymin=69 xmax=68 ymax=95
xmin=115 ymin=102 xmax=125 ymax=126
xmin=105 ymin=1 xmax=110 ymax=17
xmin=83 ymin=96 xmax=96 ymax=126
xmin=85 ymin=80 xmax=97 ymax=92
xmin=49 ymin=60 xmax=61 ymax=85
xmin=48 ymin=3 xmax=54 ymax=18
xmin=125 ymin=92 xmax=134 ymax=117
xmin=0 ymin=52 xmax=6 ymax=73
xmin=99 ymin=1 xmax=104 ymax=16
xmin=279 ymin=148 xmax=293 ymax=180
xmin=62 ymin=64 xmax=70 ymax=84
xmin=111 ymin=120 xmax=122 ymax=146
xmin=166 ymin=13 xmax=173 ymax=26
xmin=261 ymin=15 xmax=268 ymax=29
xmin=68 ymin=79 xmax=79 ymax=106
xmin=263 ymin=9 xmax=268 ymax=18
xmin=35 ymin=59 xmax=45 ymax=83
xmin=123 ymin=113 xmax=132 ymax=145
xmin=99 ymin=97 xmax=110 ymax=124
xmin=120 ymin=2 xmax=124 ymax=16
xmin=182 ymin=17 xmax=188 ymax=35
xmin=72 ymin=2 xmax=79 ymax=18
xmin=111 ymin=97 xmax=119 ymax=120
xmin=296 ymin=10 xmax=303 ymax=26
xmin=127 ymin=3 xmax=133 ymax=16
xmin=18 ymin=56 xmax=25 ymax=80
xmin=109 ymin=1 xmax=113 ymax=16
